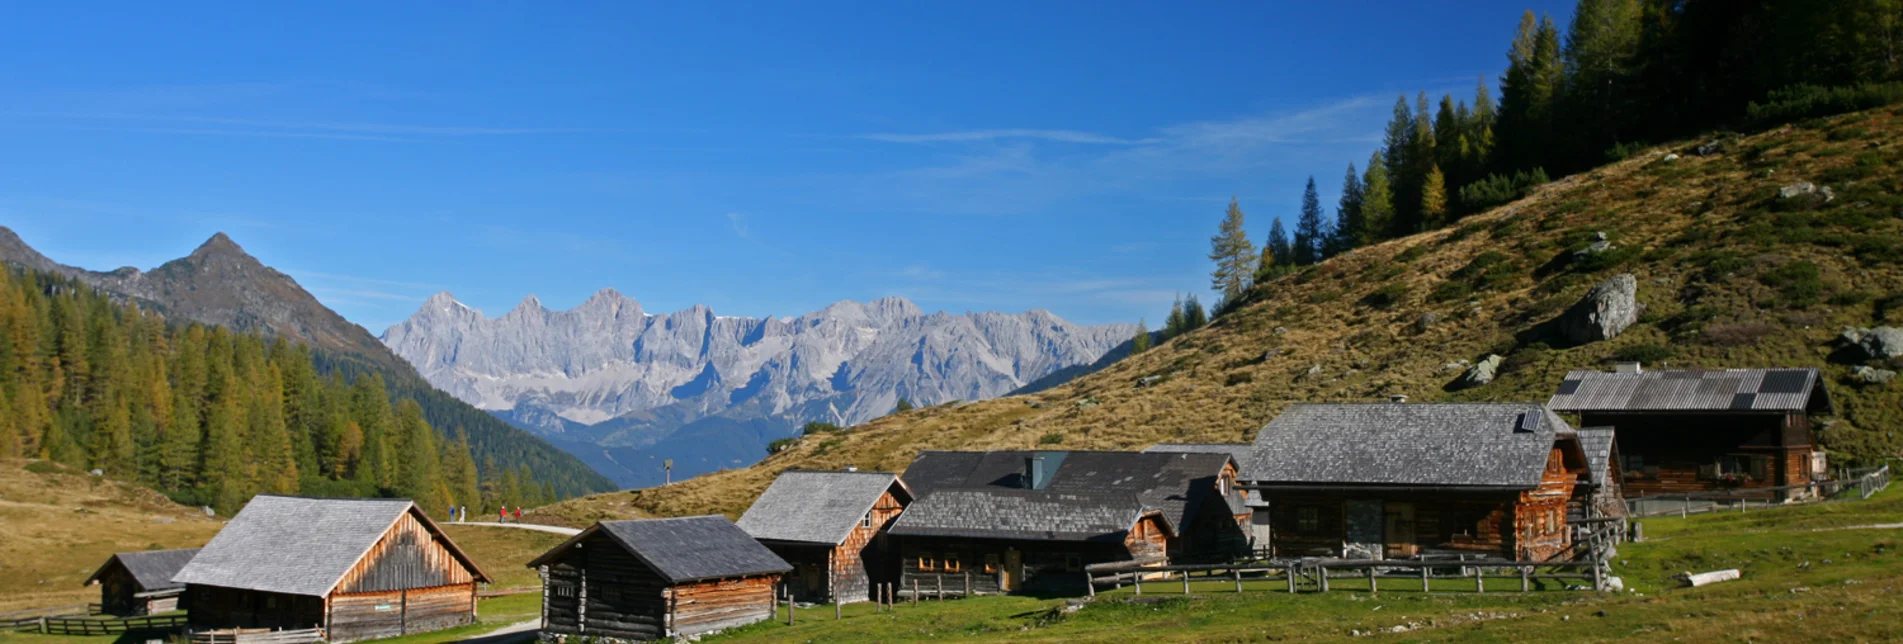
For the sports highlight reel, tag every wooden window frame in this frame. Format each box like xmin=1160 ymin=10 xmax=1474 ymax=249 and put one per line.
xmin=918 ymin=552 xmax=936 ymax=572
xmin=862 ymin=512 xmax=873 ymax=529
xmin=983 ymin=554 xmax=1000 ymax=573
xmin=943 ymin=552 xmax=962 ymax=573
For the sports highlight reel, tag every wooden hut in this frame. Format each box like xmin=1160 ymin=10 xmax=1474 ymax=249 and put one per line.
xmin=888 ymin=450 xmax=1247 ymax=596
xmin=1143 ymin=443 xmax=1269 ymax=549
xmin=1574 ymin=427 xmax=1627 ymax=520
xmin=1240 ymin=403 xmax=1592 ymax=562
xmin=1546 ymin=366 xmax=1834 ymax=497
xmin=528 ymin=515 xmax=790 ymax=641
xmin=172 ymin=496 xmax=491 ymax=643
xmin=85 ymin=548 xmax=199 ymax=616
xmin=735 ymin=470 xmax=911 ymax=604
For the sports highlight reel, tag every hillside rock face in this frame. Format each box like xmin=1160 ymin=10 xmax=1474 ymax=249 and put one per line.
xmin=1559 ymin=274 xmax=1640 ymax=345
xmin=382 ymin=290 xmax=1133 ymax=485
xmin=1841 ymin=326 xmax=1903 ymax=361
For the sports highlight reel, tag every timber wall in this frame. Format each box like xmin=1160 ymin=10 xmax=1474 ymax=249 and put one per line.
xmin=666 ymin=577 xmax=778 ymax=637
xmin=326 ymin=584 xmax=475 ymax=643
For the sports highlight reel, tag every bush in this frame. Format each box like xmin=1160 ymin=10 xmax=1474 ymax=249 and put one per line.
xmin=1456 ymin=168 xmax=1551 ymax=214
xmin=23 ymin=460 xmax=64 ymax=475
xmin=1605 ymin=141 xmax=1650 ymax=162
xmin=1359 ymin=283 xmax=1408 ymax=309
xmin=801 ymin=421 xmax=842 ymax=436
xmin=1703 ymin=321 xmax=1778 ymax=346
xmin=1744 ymin=83 xmax=1903 ymax=130
xmin=1758 ymin=261 xmax=1824 ymax=307
xmin=766 ymin=437 xmax=798 ymax=455
xmin=1393 ymin=245 xmax=1428 ymax=263
xmin=1572 ymin=245 xmax=1641 ymax=273
xmin=1038 ymin=432 xmax=1065 ymax=445
xmin=1430 ymin=281 xmax=1474 ymax=303
xmin=1223 ymin=372 xmax=1253 ymax=387
xmin=1613 ymin=343 xmax=1674 ymax=363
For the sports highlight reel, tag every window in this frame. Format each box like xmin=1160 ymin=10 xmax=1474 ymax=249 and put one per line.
xmin=1297 ymin=507 xmax=1320 ymax=533
xmin=862 ymin=512 xmax=873 ymax=529
xmin=944 ymin=552 xmax=962 ymax=573
xmin=983 ymin=554 xmax=1000 ymax=573
xmin=1064 ymin=554 xmax=1083 ymax=572
xmin=918 ymin=552 xmax=936 ymax=571
xmin=1218 ymin=478 xmax=1228 ymax=495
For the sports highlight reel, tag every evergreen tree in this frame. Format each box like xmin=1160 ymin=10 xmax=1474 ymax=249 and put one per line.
xmin=893 ymin=399 xmax=915 ymax=413
xmin=1131 ymin=320 xmax=1151 ymax=354
xmin=1207 ymin=198 xmax=1257 ymax=304
xmin=1402 ymin=92 xmax=1438 ymax=233
xmin=1421 ymin=164 xmax=1449 ymax=229
xmin=1163 ymin=296 xmax=1187 ymax=339
xmin=1266 ymin=218 xmax=1293 ymax=271
xmin=1293 ymin=177 xmax=1326 ymax=265
xmin=1182 ymin=295 xmax=1208 ymax=330
xmin=1332 ymin=163 xmax=1364 ymax=255
xmin=1497 ymin=12 xmax=1565 ymax=175
xmin=396 ymin=400 xmax=450 ymax=512
xmin=1382 ymin=95 xmax=1416 ymax=232
xmin=1359 ymin=151 xmax=1395 ymax=244
xmin=1559 ymin=0 xmax=1644 ymax=170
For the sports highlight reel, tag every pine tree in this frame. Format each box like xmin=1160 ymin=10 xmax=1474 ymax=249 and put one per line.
xmin=1333 ymin=163 xmax=1364 ymax=254
xmin=1293 ymin=177 xmax=1326 ymax=265
xmin=443 ymin=429 xmax=481 ymax=510
xmin=395 ymin=400 xmax=449 ymax=512
xmin=1497 ymin=11 xmax=1564 ymax=175
xmin=249 ymin=364 xmax=298 ymax=494
xmin=1403 ymin=92 xmax=1438 ymax=233
xmin=1266 ymin=218 xmax=1293 ymax=271
xmin=1421 ymin=164 xmax=1449 ymax=229
xmin=203 ymin=374 xmax=250 ymax=515
xmin=1163 ymin=295 xmax=1186 ymax=338
xmin=1559 ymin=0 xmax=1643 ymax=170
xmin=1131 ymin=320 xmax=1151 ymax=354
xmin=1382 ymin=95 xmax=1416 ymax=231
xmin=1182 ymin=295 xmax=1208 ymax=330
xmin=1359 ymin=151 xmax=1395 ymax=243
xmin=1207 ymin=198 xmax=1257 ymax=305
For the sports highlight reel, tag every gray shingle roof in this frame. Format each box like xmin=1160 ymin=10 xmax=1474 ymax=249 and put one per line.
xmin=1577 ymin=427 xmax=1616 ymax=486
xmin=536 ymin=516 xmax=790 ymax=584
xmin=86 ymin=549 xmax=200 ymax=591
xmin=736 ymin=471 xmax=909 ymax=545
xmin=1143 ymin=443 xmax=1252 ymax=462
xmin=1243 ymin=403 xmax=1574 ymax=488
xmin=1547 ymin=368 xmax=1832 ymax=414
xmin=172 ymin=496 xmax=487 ymax=597
xmin=900 ymin=450 xmax=1232 ymax=534
xmin=888 ymin=489 xmax=1151 ymax=542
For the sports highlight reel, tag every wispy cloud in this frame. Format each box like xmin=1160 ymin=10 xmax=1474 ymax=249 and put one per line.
xmin=726 ymin=212 xmax=791 ymax=257
xmin=5 ymin=111 xmax=614 ymax=142
xmin=859 ymin=129 xmax=1159 ymax=145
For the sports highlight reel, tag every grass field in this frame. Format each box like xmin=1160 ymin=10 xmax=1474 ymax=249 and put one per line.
xmin=703 ymin=486 xmax=1903 ymax=643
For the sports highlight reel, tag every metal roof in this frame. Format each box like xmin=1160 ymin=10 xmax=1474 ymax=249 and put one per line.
xmin=530 ymin=515 xmax=791 ymax=584
xmin=1243 ymin=403 xmax=1576 ymax=488
xmin=1546 ymin=368 xmax=1832 ymax=414
xmin=171 ymin=496 xmax=490 ymax=597
xmin=736 ymin=470 xmax=910 ymax=546
xmin=86 ymin=548 xmax=200 ymax=591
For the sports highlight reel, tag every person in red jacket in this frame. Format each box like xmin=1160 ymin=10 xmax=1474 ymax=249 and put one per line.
xmin=513 ymin=507 xmax=522 ymax=521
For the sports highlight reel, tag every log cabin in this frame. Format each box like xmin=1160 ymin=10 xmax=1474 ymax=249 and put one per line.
xmin=888 ymin=450 xmax=1247 ymax=596
xmin=528 ymin=516 xmax=790 ymax=641
xmin=84 ymin=548 xmax=198 ymax=616
xmin=1142 ymin=443 xmax=1269 ymax=548
xmin=1546 ymin=366 xmax=1834 ymax=498
xmin=1575 ymin=427 xmax=1627 ymax=521
xmin=735 ymin=470 xmax=911 ymax=604
xmin=171 ymin=496 xmax=491 ymax=643
xmin=1240 ymin=403 xmax=1592 ymax=562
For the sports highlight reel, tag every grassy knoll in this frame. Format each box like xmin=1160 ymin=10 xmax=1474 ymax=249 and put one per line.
xmin=438 ymin=525 xmax=569 ymax=590
xmin=705 ymin=487 xmax=1903 ymax=643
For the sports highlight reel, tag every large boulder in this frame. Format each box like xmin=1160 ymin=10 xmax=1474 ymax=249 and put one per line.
xmin=1456 ymin=354 xmax=1505 ymax=389
xmin=1841 ymin=326 xmax=1903 ymax=361
xmin=1559 ymin=274 xmax=1641 ymax=345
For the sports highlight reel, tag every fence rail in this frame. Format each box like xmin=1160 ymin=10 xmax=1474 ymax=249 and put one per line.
xmin=1085 ymin=558 xmax=1606 ymax=596
xmin=8 ymin=613 xmax=187 ymax=635
xmin=191 ymin=627 xmax=326 ymax=644
xmin=1624 ymin=465 xmax=1890 ymax=518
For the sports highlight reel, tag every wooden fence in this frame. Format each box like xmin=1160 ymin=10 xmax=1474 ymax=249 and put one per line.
xmin=1624 ymin=464 xmax=1891 ymax=518
xmin=190 ymin=627 xmax=326 ymax=644
xmin=1085 ymin=558 xmax=1606 ymax=596
xmin=7 ymin=613 xmax=187 ymax=636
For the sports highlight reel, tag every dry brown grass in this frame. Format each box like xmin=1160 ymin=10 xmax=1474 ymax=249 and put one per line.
xmin=541 ymin=107 xmax=1903 ymax=523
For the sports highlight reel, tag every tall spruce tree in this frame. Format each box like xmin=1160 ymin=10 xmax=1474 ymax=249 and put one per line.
xmin=1182 ymin=295 xmax=1208 ymax=330
xmin=1266 ymin=217 xmax=1293 ymax=272
xmin=1293 ymin=177 xmax=1326 ymax=265
xmin=1163 ymin=295 xmax=1187 ymax=339
xmin=1497 ymin=11 xmax=1564 ymax=175
xmin=1332 ymin=163 xmax=1364 ymax=254
xmin=1559 ymin=0 xmax=1643 ymax=170
xmin=1382 ymin=95 xmax=1416 ymax=233
xmin=1207 ymin=198 xmax=1258 ymax=304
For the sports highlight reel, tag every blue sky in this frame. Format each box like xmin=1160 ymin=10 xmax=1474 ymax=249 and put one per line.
xmin=0 ymin=1 xmax=1575 ymax=331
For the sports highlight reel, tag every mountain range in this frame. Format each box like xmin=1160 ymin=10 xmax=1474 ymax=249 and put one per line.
xmin=0 ymin=227 xmax=616 ymax=498
xmin=381 ymin=290 xmax=1135 ymax=487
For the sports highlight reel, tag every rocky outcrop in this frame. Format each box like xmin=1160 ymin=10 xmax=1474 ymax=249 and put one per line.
xmin=1840 ymin=326 xmax=1903 ymax=361
xmin=1558 ymin=274 xmax=1641 ymax=345
xmin=1851 ymin=365 xmax=1896 ymax=385
xmin=1456 ymin=354 xmax=1505 ymax=389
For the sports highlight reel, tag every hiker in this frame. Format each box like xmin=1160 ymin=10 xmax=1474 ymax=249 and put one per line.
xmin=459 ymin=505 xmax=467 ymax=523
xmin=499 ymin=507 xmax=507 ymax=523
xmin=513 ymin=506 xmax=522 ymax=522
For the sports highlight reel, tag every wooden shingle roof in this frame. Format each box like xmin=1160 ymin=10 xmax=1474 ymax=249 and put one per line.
xmin=1547 ymin=367 xmax=1833 ymax=414
xmin=1576 ymin=427 xmax=1617 ymax=486
xmin=171 ymin=496 xmax=489 ymax=597
xmin=1244 ymin=403 xmax=1576 ymax=489
xmin=737 ymin=470 xmax=910 ymax=546
xmin=888 ymin=489 xmax=1156 ymax=542
xmin=85 ymin=548 xmax=200 ymax=592
xmin=896 ymin=450 xmax=1234 ymax=541
xmin=529 ymin=516 xmax=791 ymax=584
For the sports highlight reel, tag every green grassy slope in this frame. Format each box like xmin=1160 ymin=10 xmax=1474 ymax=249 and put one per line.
xmin=536 ymin=104 xmax=1903 ymax=524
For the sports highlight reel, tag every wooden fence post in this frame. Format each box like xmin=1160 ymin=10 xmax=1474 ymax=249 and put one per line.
xmin=786 ymin=589 xmax=794 ymax=626
xmin=1134 ymin=571 xmax=1142 ymax=596
xmin=1475 ymin=567 xmax=1484 ymax=594
xmin=1182 ymin=570 xmax=1190 ymax=595
xmin=1521 ymin=567 xmax=1530 ymax=593
xmin=1421 ymin=565 xmax=1429 ymax=593
xmin=912 ymin=579 xmax=918 ymax=607
xmin=1287 ymin=565 xmax=1297 ymax=594
xmin=1234 ymin=568 xmax=1243 ymax=593
xmin=935 ymin=575 xmax=943 ymax=601
xmin=965 ymin=572 xmax=971 ymax=598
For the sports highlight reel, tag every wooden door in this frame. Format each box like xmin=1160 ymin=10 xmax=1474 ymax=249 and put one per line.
xmin=1002 ymin=549 xmax=1022 ymax=591
xmin=1384 ymin=503 xmax=1417 ymax=558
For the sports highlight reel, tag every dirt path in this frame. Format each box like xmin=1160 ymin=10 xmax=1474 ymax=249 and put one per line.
xmin=454 ymin=618 xmax=541 ymax=643
xmin=449 ymin=521 xmax=581 ymax=536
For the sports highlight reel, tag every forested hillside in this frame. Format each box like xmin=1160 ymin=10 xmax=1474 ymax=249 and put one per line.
xmin=0 ymin=268 xmax=568 ymax=514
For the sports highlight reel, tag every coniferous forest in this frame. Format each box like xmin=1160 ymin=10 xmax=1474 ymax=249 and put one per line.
xmin=0 ymin=268 xmax=561 ymax=515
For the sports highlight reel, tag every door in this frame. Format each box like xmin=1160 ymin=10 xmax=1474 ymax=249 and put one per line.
xmin=1384 ymin=503 xmax=1417 ymax=558
xmin=1001 ymin=548 xmax=1022 ymax=592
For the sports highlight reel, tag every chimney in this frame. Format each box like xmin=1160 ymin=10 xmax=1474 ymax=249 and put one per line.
xmin=1615 ymin=361 xmax=1643 ymax=374
xmin=1025 ymin=456 xmax=1047 ymax=490
xmin=1388 ymin=394 xmax=1408 ymax=403
xmin=845 ymin=464 xmax=858 ymax=472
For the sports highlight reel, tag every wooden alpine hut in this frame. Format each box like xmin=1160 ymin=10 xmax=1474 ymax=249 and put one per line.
xmin=528 ymin=515 xmax=790 ymax=641
xmin=171 ymin=496 xmax=491 ymax=643
xmin=85 ymin=548 xmax=199 ymax=616
xmin=1546 ymin=365 xmax=1833 ymax=497
xmin=1240 ymin=403 xmax=1592 ymax=562
xmin=735 ymin=469 xmax=911 ymax=604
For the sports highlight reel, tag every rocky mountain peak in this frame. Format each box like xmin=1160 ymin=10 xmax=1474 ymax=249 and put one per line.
xmin=190 ymin=232 xmax=244 ymax=257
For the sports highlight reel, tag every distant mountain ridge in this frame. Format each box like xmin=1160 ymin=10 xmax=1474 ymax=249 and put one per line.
xmin=0 ymin=227 xmax=616 ymax=498
xmin=381 ymin=289 xmax=1135 ymax=486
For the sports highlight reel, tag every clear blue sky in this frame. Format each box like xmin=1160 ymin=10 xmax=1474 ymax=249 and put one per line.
xmin=0 ymin=1 xmax=1575 ymax=332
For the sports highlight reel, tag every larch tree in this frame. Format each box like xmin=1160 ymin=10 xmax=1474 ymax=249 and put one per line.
xmin=1131 ymin=319 xmax=1151 ymax=354
xmin=1420 ymin=164 xmax=1449 ymax=229
xmin=1359 ymin=151 xmax=1395 ymax=243
xmin=1207 ymin=197 xmax=1258 ymax=305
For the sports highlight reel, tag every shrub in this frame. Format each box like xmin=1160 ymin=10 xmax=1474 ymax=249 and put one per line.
xmin=23 ymin=460 xmax=64 ymax=475
xmin=1360 ymin=283 xmax=1408 ymax=309
xmin=1664 ymin=305 xmax=1723 ymax=332
xmin=801 ymin=421 xmax=841 ymax=436
xmin=1605 ymin=141 xmax=1650 ymax=162
xmin=1223 ymin=372 xmax=1254 ymax=387
xmin=1456 ymin=168 xmax=1551 ymax=214
xmin=1038 ymin=432 xmax=1065 ymax=445
xmin=1572 ymin=245 xmax=1641 ymax=273
xmin=1430 ymin=281 xmax=1474 ymax=303
xmin=1613 ymin=344 xmax=1674 ymax=363
xmin=1744 ymin=83 xmax=1903 ymax=130
xmin=1758 ymin=261 xmax=1824 ymax=307
xmin=1393 ymin=245 xmax=1428 ymax=263
xmin=766 ymin=437 xmax=798 ymax=454
xmin=1703 ymin=321 xmax=1778 ymax=346
xmin=1687 ymin=250 xmax=1747 ymax=281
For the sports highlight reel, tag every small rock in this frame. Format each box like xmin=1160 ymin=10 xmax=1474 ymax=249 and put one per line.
xmin=89 ymin=469 xmax=104 ymax=476
xmin=202 ymin=506 xmax=216 ymax=517
xmin=1273 ymin=326 xmax=1289 ymax=336
xmin=1136 ymin=375 xmax=1164 ymax=389
xmin=1661 ymin=153 xmax=1680 ymax=162
xmin=153 ymin=517 xmax=175 ymax=524
xmin=1301 ymin=364 xmax=1323 ymax=379
xmin=1441 ymin=360 xmax=1471 ymax=373
xmin=1415 ymin=312 xmax=1439 ymax=333
xmin=1778 ymin=181 xmax=1835 ymax=206
xmin=1595 ymin=610 xmax=1608 ymax=618
xmin=1694 ymin=140 xmax=1725 ymax=156
xmin=1851 ymin=365 xmax=1896 ymax=385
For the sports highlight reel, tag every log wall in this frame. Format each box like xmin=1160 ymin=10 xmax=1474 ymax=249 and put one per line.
xmin=897 ymin=537 xmax=1129 ymax=596
xmin=1260 ymin=491 xmax=1521 ymax=559
xmin=665 ymin=576 xmax=778 ymax=637
xmin=828 ymin=488 xmax=906 ymax=604
xmin=1512 ymin=447 xmax=1582 ymax=562
xmin=335 ymin=512 xmax=476 ymax=594
xmin=1583 ymin=411 xmax=1817 ymax=496
xmin=184 ymin=586 xmax=323 ymax=633
xmin=537 ymin=531 xmax=779 ymax=641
